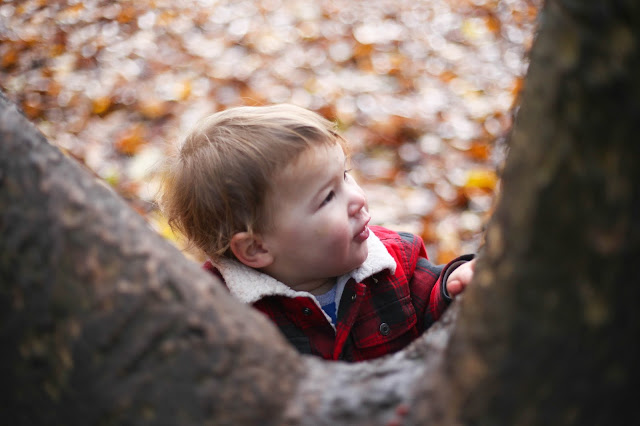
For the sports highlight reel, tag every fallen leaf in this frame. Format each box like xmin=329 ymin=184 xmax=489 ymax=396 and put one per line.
xmin=92 ymin=96 xmax=112 ymax=115
xmin=465 ymin=169 xmax=498 ymax=191
xmin=115 ymin=124 xmax=147 ymax=156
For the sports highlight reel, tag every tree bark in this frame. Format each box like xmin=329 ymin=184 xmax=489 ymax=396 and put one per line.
xmin=2 ymin=0 xmax=640 ymax=425
xmin=423 ymin=1 xmax=640 ymax=424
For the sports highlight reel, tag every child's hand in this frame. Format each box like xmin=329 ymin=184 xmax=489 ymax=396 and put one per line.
xmin=446 ymin=259 xmax=476 ymax=297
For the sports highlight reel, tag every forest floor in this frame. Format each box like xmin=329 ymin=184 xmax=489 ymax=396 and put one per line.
xmin=0 ymin=0 xmax=539 ymax=263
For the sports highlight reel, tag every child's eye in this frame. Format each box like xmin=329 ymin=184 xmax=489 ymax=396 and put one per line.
xmin=320 ymin=191 xmax=335 ymax=208
xmin=344 ymin=169 xmax=352 ymax=180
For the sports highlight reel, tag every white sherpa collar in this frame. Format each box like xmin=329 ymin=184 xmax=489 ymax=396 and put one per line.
xmin=214 ymin=231 xmax=397 ymax=305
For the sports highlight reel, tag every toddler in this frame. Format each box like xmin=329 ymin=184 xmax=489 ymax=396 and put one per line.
xmin=159 ymin=104 xmax=475 ymax=362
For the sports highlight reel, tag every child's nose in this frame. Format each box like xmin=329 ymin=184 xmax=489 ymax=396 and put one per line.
xmin=347 ymin=184 xmax=367 ymax=216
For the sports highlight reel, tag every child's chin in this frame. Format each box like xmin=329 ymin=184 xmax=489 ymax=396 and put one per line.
xmin=353 ymin=248 xmax=369 ymax=268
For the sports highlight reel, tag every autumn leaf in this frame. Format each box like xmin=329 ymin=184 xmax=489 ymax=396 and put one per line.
xmin=115 ymin=124 xmax=147 ymax=156
xmin=465 ymin=169 xmax=498 ymax=191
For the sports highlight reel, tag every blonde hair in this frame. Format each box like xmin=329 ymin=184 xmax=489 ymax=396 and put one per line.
xmin=158 ymin=104 xmax=346 ymax=259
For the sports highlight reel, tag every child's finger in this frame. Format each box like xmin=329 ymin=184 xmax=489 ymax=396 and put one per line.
xmin=447 ymin=279 xmax=463 ymax=297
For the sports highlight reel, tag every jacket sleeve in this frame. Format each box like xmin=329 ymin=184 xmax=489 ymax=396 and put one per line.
xmin=400 ymin=232 xmax=474 ymax=328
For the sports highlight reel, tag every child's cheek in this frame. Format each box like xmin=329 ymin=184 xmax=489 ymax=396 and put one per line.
xmin=313 ymin=223 xmax=338 ymax=238
xmin=313 ymin=221 xmax=345 ymax=246
xmin=312 ymin=210 xmax=339 ymax=237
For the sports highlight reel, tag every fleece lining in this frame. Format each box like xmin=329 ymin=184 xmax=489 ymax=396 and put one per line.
xmin=214 ymin=231 xmax=397 ymax=306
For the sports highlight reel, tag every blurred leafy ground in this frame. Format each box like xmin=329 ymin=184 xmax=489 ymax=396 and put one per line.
xmin=0 ymin=0 xmax=539 ymax=263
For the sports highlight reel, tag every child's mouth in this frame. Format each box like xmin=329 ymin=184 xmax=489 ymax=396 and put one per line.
xmin=354 ymin=219 xmax=370 ymax=243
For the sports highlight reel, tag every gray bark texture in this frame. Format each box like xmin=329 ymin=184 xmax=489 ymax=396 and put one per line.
xmin=1 ymin=0 xmax=640 ymax=424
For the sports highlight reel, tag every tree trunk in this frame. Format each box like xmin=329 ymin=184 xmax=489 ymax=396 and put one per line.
xmin=425 ymin=1 xmax=640 ymax=424
xmin=2 ymin=0 xmax=639 ymax=425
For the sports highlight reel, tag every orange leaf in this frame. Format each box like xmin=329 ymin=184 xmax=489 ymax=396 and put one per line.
xmin=46 ymin=80 xmax=61 ymax=97
xmin=92 ymin=96 xmax=112 ymax=115
xmin=486 ymin=14 xmax=502 ymax=34
xmin=117 ymin=5 xmax=137 ymax=24
xmin=468 ymin=140 xmax=491 ymax=161
xmin=49 ymin=44 xmax=66 ymax=57
xmin=62 ymin=3 xmax=84 ymax=17
xmin=465 ymin=169 xmax=498 ymax=191
xmin=22 ymin=95 xmax=43 ymax=119
xmin=353 ymin=42 xmax=373 ymax=59
xmin=439 ymin=70 xmax=457 ymax=83
xmin=138 ymin=98 xmax=169 ymax=119
xmin=511 ymin=76 xmax=524 ymax=97
xmin=177 ymin=79 xmax=191 ymax=101
xmin=2 ymin=48 xmax=18 ymax=69
xmin=157 ymin=10 xmax=177 ymax=27
xmin=115 ymin=124 xmax=147 ymax=156
xmin=436 ymin=248 xmax=459 ymax=265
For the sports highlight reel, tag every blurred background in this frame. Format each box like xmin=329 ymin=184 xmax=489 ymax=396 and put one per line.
xmin=0 ymin=0 xmax=539 ymax=263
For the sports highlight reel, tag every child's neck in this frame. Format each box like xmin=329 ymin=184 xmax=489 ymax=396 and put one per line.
xmin=260 ymin=264 xmax=337 ymax=296
xmin=293 ymin=277 xmax=336 ymax=296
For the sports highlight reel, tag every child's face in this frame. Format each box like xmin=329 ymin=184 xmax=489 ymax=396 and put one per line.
xmin=261 ymin=143 xmax=370 ymax=289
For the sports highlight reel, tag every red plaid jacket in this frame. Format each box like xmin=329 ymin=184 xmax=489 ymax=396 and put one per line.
xmin=204 ymin=226 xmax=472 ymax=362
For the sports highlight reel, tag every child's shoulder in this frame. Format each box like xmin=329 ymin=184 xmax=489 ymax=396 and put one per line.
xmin=370 ymin=225 xmax=424 ymax=252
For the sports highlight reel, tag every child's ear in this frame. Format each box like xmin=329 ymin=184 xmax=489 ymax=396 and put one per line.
xmin=229 ymin=232 xmax=273 ymax=269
